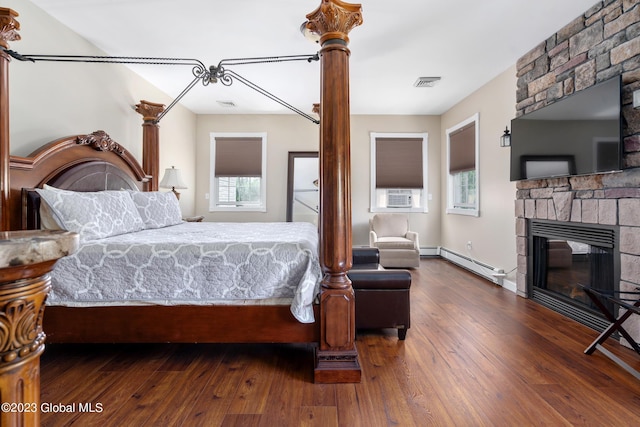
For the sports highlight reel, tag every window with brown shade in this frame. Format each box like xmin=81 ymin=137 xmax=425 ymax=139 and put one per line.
xmin=210 ymin=133 xmax=267 ymax=211
xmin=448 ymin=122 xmax=476 ymax=174
xmin=214 ymin=137 xmax=263 ymax=177
xmin=446 ymin=114 xmax=479 ymax=216
xmin=370 ymin=132 xmax=429 ymax=213
xmin=375 ymin=137 xmax=424 ymax=189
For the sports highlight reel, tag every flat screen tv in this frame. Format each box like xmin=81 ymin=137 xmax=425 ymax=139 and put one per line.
xmin=510 ymin=76 xmax=622 ymax=181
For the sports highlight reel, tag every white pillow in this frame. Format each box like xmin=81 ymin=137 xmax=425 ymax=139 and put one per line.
xmin=129 ymin=191 xmax=183 ymax=229
xmin=39 ymin=197 xmax=63 ymax=230
xmin=36 ymin=186 xmax=145 ymax=242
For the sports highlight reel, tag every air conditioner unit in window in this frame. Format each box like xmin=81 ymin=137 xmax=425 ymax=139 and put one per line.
xmin=387 ymin=189 xmax=413 ymax=208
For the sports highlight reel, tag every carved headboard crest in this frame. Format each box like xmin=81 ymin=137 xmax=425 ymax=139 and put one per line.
xmin=76 ymin=130 xmax=125 ymax=155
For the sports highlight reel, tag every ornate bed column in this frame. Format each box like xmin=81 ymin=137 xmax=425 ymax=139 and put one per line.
xmin=0 ymin=8 xmax=20 ymax=231
xmin=0 ymin=230 xmax=78 ymax=427
xmin=135 ymin=100 xmax=164 ymax=191
xmin=306 ymin=0 xmax=363 ymax=383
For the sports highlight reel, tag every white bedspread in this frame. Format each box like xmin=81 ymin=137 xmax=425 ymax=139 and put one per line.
xmin=49 ymin=222 xmax=322 ymax=323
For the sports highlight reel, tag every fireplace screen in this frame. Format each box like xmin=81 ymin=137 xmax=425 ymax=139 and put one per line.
xmin=534 ymin=238 xmax=614 ymax=311
xmin=529 ymin=220 xmax=619 ymax=331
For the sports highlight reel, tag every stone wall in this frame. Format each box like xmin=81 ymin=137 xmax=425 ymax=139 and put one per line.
xmin=515 ymin=0 xmax=640 ymax=345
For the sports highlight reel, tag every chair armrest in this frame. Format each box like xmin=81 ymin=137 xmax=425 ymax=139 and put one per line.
xmin=369 ymin=230 xmax=378 ymax=247
xmin=406 ymin=231 xmax=419 ymax=250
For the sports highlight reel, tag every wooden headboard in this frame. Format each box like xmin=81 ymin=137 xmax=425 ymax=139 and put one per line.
xmin=9 ymin=131 xmax=150 ymax=230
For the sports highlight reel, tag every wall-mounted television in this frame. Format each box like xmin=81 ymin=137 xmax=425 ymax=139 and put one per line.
xmin=510 ymin=76 xmax=622 ymax=181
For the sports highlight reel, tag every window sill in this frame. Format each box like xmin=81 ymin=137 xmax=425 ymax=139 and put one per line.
xmin=446 ymin=207 xmax=479 ymax=217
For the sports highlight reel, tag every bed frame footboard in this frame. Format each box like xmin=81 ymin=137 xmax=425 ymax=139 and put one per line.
xmin=44 ymin=305 xmax=320 ymax=344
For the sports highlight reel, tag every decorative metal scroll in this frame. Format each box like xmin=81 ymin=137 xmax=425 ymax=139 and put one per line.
xmin=1 ymin=48 xmax=320 ymax=124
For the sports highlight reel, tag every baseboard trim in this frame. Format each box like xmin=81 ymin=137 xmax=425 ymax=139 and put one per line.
xmin=419 ymin=246 xmax=439 ymax=257
xmin=501 ymin=278 xmax=517 ymax=294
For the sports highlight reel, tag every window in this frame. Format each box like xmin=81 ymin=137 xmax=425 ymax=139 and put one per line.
xmin=446 ymin=114 xmax=479 ymax=216
xmin=210 ymin=132 xmax=267 ymax=212
xmin=370 ymin=132 xmax=428 ymax=213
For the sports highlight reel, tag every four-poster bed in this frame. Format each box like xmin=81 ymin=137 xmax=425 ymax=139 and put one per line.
xmin=0 ymin=1 xmax=363 ymax=384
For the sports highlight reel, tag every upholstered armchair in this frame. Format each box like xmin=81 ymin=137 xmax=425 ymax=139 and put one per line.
xmin=369 ymin=213 xmax=420 ymax=268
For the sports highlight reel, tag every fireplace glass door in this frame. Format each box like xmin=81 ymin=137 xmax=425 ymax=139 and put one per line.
xmin=529 ymin=220 xmax=619 ymax=331
xmin=533 ymin=237 xmax=614 ymax=314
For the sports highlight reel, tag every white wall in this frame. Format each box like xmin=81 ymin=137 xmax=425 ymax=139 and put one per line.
xmin=5 ymin=0 xmax=197 ymax=215
xmin=440 ymin=65 xmax=518 ymax=281
xmin=195 ymin=114 xmax=441 ymax=246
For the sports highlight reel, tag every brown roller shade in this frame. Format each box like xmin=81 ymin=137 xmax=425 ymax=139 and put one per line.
xmin=214 ymin=137 xmax=263 ymax=177
xmin=449 ymin=122 xmax=476 ymax=174
xmin=375 ymin=137 xmax=423 ymax=188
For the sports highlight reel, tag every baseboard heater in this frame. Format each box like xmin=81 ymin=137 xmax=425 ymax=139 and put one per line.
xmin=438 ymin=247 xmax=502 ymax=285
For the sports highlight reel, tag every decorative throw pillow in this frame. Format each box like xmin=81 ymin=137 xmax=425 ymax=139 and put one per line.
xmin=36 ymin=186 xmax=145 ymax=242
xmin=129 ymin=191 xmax=183 ymax=229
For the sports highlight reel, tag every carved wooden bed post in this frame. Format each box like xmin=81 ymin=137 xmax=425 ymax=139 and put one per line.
xmin=135 ymin=100 xmax=164 ymax=191
xmin=0 ymin=8 xmax=20 ymax=231
xmin=306 ymin=0 xmax=363 ymax=383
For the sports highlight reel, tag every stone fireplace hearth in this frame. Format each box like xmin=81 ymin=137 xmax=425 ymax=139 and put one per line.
xmin=514 ymin=1 xmax=640 ymax=347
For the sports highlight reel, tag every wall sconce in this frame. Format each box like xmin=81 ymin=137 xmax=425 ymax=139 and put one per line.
xmin=159 ymin=166 xmax=188 ymax=199
xmin=500 ymin=126 xmax=511 ymax=147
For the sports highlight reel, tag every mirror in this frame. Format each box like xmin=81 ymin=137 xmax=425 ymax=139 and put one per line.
xmin=286 ymin=151 xmax=319 ymax=224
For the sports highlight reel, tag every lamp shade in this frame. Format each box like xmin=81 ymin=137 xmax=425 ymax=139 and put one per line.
xmin=159 ymin=166 xmax=187 ymax=189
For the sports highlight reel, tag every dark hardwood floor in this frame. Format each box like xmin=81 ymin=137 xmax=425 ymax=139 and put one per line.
xmin=40 ymin=259 xmax=640 ymax=426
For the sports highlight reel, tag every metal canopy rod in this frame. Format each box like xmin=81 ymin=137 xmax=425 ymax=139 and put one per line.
xmin=2 ymin=48 xmax=319 ymax=124
xmin=218 ymin=53 xmax=319 ymax=67
xmin=220 ymin=69 xmax=319 ymax=124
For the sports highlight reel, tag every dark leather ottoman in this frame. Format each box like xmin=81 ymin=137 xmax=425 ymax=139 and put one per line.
xmin=349 ymin=248 xmax=412 ymax=339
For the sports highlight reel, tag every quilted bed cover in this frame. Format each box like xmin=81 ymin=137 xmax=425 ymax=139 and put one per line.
xmin=49 ymin=221 xmax=322 ymax=323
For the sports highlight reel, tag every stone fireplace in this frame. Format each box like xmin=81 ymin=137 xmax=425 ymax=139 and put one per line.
xmin=514 ymin=0 xmax=640 ymax=346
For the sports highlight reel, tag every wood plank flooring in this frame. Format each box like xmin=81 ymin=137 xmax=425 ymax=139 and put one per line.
xmin=39 ymin=259 xmax=640 ymax=426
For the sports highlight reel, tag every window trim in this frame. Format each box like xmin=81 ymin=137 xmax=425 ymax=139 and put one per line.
xmin=209 ymin=132 xmax=267 ymax=212
xmin=446 ymin=114 xmax=479 ymax=217
xmin=370 ymin=132 xmax=429 ymax=213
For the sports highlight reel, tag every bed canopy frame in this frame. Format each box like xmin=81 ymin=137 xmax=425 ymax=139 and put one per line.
xmin=0 ymin=0 xmax=363 ymax=383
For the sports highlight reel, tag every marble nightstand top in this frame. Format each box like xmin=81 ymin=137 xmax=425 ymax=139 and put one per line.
xmin=0 ymin=230 xmax=79 ymax=269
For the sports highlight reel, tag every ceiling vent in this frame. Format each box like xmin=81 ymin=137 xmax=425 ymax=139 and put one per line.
xmin=216 ymin=100 xmax=237 ymax=108
xmin=414 ymin=77 xmax=441 ymax=88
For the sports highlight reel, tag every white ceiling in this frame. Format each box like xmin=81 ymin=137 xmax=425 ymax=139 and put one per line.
xmin=28 ymin=0 xmax=598 ymax=118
